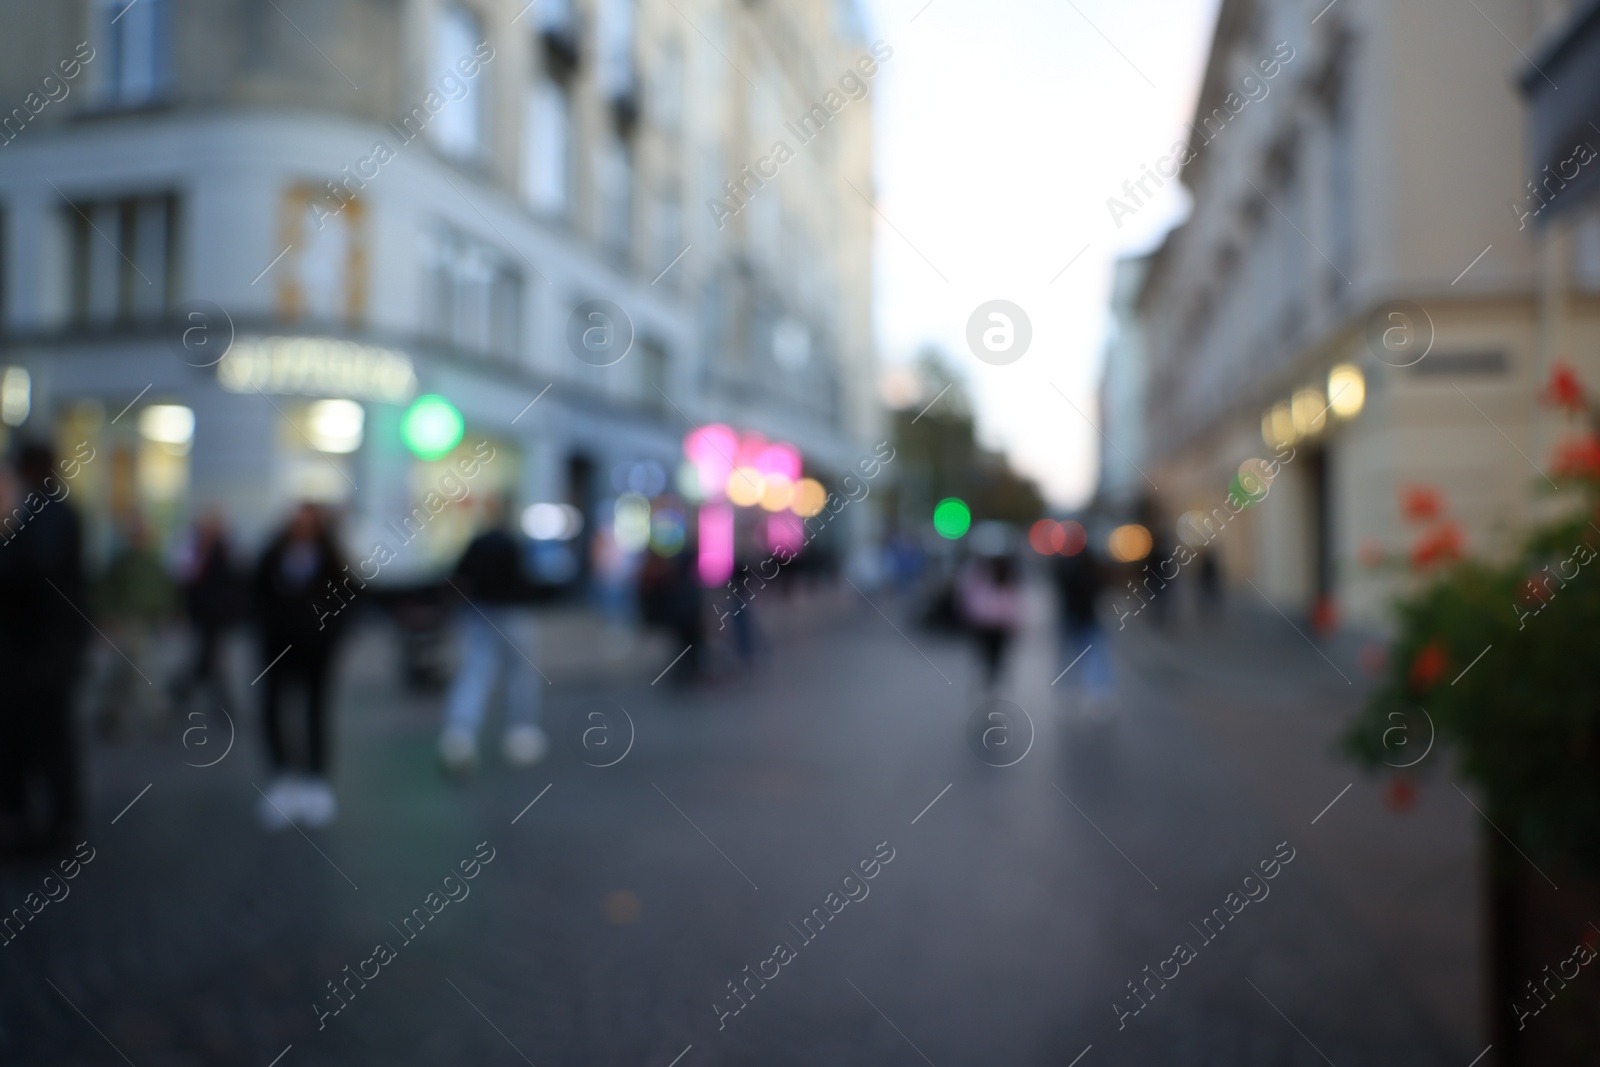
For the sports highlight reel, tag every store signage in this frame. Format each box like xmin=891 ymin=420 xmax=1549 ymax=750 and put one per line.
xmin=217 ymin=336 xmax=416 ymax=403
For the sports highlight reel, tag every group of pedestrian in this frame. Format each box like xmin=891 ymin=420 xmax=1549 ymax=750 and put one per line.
xmin=0 ymin=438 xmax=562 ymax=848
xmin=951 ymin=526 xmax=1118 ymax=720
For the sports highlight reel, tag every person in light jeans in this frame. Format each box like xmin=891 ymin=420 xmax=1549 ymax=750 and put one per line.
xmin=438 ymin=496 xmax=548 ymax=772
xmin=1053 ymin=541 xmax=1117 ymax=721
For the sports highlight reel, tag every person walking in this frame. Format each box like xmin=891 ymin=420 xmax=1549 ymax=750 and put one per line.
xmin=0 ymin=443 xmax=90 ymax=854
xmin=252 ymin=503 xmax=347 ymax=829
xmin=437 ymin=495 xmax=548 ymax=774
xmin=1053 ymin=540 xmax=1116 ymax=721
xmin=957 ymin=551 xmax=1024 ymax=692
xmin=171 ymin=512 xmax=247 ymax=714
xmin=92 ymin=514 xmax=176 ymax=735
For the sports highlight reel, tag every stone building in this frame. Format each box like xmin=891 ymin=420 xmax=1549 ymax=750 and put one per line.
xmin=1135 ymin=0 xmax=1600 ymax=623
xmin=0 ymin=0 xmax=881 ymax=579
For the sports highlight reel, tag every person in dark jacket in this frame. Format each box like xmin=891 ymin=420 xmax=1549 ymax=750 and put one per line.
xmin=173 ymin=512 xmax=246 ymax=713
xmin=0 ymin=442 xmax=90 ymax=853
xmin=437 ymin=495 xmax=547 ymax=773
xmin=252 ymin=503 xmax=347 ymax=830
xmin=1052 ymin=540 xmax=1117 ymax=720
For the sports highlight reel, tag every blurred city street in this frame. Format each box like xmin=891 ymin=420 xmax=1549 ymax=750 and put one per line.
xmin=7 ymin=0 xmax=1600 ymax=1060
xmin=5 ymin=590 xmax=1478 ymax=1066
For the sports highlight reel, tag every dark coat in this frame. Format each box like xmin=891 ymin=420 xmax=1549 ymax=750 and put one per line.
xmin=253 ymin=532 xmax=348 ymax=649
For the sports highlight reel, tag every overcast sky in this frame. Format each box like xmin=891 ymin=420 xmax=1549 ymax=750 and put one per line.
xmin=858 ymin=0 xmax=1223 ymax=507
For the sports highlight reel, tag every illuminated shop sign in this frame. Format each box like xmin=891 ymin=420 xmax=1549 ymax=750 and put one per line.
xmin=217 ymin=336 xmax=416 ymax=403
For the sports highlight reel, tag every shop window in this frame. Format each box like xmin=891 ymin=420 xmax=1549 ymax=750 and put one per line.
xmin=67 ymin=193 xmax=178 ymax=326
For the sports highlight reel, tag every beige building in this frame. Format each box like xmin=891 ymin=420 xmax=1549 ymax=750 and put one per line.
xmin=1136 ymin=0 xmax=1600 ymax=624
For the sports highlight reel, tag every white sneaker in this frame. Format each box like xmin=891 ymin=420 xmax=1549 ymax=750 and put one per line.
xmin=299 ymin=777 xmax=337 ymax=828
xmin=502 ymin=724 xmax=549 ymax=767
xmin=255 ymin=776 xmax=296 ymax=831
xmin=438 ymin=729 xmax=478 ymax=774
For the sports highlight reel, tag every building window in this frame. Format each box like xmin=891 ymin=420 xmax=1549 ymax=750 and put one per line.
xmin=650 ymin=184 xmax=684 ymax=284
xmin=67 ymin=193 xmax=178 ymax=325
xmin=421 ymin=226 xmax=522 ymax=358
xmin=597 ymin=131 xmax=634 ymax=259
xmin=277 ymin=184 xmax=367 ymax=326
xmin=596 ymin=0 xmax=637 ymax=101
xmin=652 ymin=38 xmax=684 ymax=134
xmin=525 ymin=76 xmax=572 ymax=216
xmin=639 ymin=338 xmax=668 ymax=407
xmin=432 ymin=4 xmax=487 ymax=160
xmin=94 ymin=0 xmax=169 ymax=107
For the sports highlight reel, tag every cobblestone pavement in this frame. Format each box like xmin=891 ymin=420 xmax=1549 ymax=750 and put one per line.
xmin=2 ymin=590 xmax=1469 ymax=1066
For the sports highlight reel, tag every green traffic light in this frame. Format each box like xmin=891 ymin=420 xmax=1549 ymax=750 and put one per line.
xmin=401 ymin=394 xmax=464 ymax=459
xmin=933 ymin=497 xmax=972 ymax=539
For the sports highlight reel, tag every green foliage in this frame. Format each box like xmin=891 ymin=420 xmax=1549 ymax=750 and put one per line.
xmin=1344 ymin=503 xmax=1600 ymax=872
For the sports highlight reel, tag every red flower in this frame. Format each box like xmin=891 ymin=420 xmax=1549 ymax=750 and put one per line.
xmin=1542 ymin=362 xmax=1585 ymax=412
xmin=1400 ymin=485 xmax=1443 ymax=524
xmin=1310 ymin=597 xmax=1339 ymax=636
xmin=1409 ymin=640 xmax=1449 ymax=692
xmin=1384 ymin=776 xmax=1419 ymax=813
xmin=1518 ymin=575 xmax=1552 ymax=607
xmin=1409 ymin=522 xmax=1464 ymax=570
xmin=1552 ymin=433 xmax=1600 ymax=480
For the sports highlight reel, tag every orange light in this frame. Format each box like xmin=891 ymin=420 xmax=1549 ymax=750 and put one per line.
xmin=1108 ymin=523 xmax=1153 ymax=562
xmin=759 ymin=473 xmax=795 ymax=512
xmin=726 ymin=466 xmax=764 ymax=507
xmin=791 ymin=477 xmax=827 ymax=517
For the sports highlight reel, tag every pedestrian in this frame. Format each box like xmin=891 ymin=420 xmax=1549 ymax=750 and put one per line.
xmin=957 ymin=551 xmax=1024 ymax=691
xmin=171 ymin=511 xmax=246 ymax=715
xmin=437 ymin=495 xmax=548 ymax=774
xmin=252 ymin=503 xmax=347 ymax=829
xmin=1197 ymin=548 xmax=1222 ymax=608
xmin=91 ymin=513 xmax=176 ymax=735
xmin=639 ymin=527 xmax=704 ymax=686
xmin=0 ymin=442 xmax=90 ymax=854
xmin=1053 ymin=542 xmax=1116 ymax=720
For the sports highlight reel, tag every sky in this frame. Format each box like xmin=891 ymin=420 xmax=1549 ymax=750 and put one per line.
xmin=857 ymin=0 xmax=1224 ymax=507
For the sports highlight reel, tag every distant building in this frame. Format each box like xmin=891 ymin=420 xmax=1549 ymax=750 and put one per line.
xmin=1135 ymin=0 xmax=1600 ymax=623
xmin=0 ymin=0 xmax=881 ymax=579
xmin=1095 ymin=254 xmax=1151 ymax=521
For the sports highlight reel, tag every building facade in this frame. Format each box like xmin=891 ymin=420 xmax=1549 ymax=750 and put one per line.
xmin=0 ymin=0 xmax=882 ymax=582
xmin=1136 ymin=0 xmax=1600 ymax=624
xmin=1095 ymin=254 xmax=1151 ymax=521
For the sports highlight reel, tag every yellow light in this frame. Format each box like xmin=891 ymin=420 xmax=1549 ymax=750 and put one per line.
xmin=1291 ymin=387 xmax=1327 ymax=437
xmin=139 ymin=404 xmax=195 ymax=449
xmin=1108 ymin=523 xmax=1153 ymax=562
xmin=791 ymin=477 xmax=827 ymax=517
xmin=759 ymin=472 xmax=794 ymax=512
xmin=306 ymin=399 xmax=365 ymax=453
xmin=1264 ymin=402 xmax=1296 ymax=448
xmin=726 ymin=466 xmax=765 ymax=507
xmin=1328 ymin=363 xmax=1366 ymax=418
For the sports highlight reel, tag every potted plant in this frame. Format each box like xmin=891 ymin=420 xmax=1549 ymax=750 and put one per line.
xmin=1343 ymin=364 xmax=1600 ymax=1065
